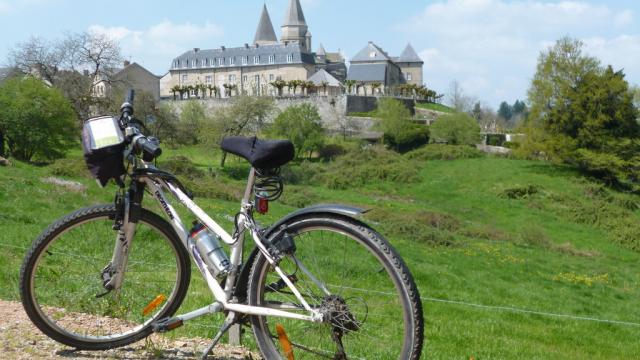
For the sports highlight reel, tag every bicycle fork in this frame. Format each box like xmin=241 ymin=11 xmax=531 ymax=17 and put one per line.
xmin=98 ymin=189 xmax=138 ymax=297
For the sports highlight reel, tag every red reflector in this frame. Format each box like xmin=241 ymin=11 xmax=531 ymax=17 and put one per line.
xmin=257 ymin=197 xmax=269 ymax=214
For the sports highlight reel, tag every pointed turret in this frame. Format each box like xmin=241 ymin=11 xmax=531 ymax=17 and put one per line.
xmin=283 ymin=0 xmax=307 ymax=26
xmin=398 ymin=43 xmax=423 ymax=64
xmin=281 ymin=0 xmax=311 ymax=52
xmin=254 ymin=4 xmax=278 ymax=45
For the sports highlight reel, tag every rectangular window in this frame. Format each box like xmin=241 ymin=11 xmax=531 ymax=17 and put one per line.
xmin=287 ymin=54 xmax=293 ymax=63
xmin=174 ymin=60 xmax=180 ymax=68
xmin=407 ymin=73 xmax=412 ymax=81
xmin=229 ymin=74 xmax=236 ymax=83
xmin=181 ymin=74 xmax=188 ymax=82
xmin=242 ymin=56 xmax=248 ymax=65
xmin=269 ymin=74 xmax=275 ymax=81
xmin=243 ymin=75 xmax=248 ymax=84
xmin=268 ymin=55 xmax=275 ymax=64
xmin=218 ymin=58 xmax=224 ymax=66
xmin=183 ymin=60 xmax=187 ymax=68
xmin=205 ymin=75 xmax=213 ymax=84
xmin=254 ymin=56 xmax=260 ymax=64
xmin=192 ymin=60 xmax=197 ymax=68
xmin=230 ymin=57 xmax=235 ymax=66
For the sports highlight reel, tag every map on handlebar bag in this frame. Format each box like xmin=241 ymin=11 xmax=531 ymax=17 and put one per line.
xmin=87 ymin=116 xmax=124 ymax=150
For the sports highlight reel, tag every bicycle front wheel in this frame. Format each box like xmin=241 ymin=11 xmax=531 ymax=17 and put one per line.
xmin=248 ymin=214 xmax=424 ymax=360
xmin=20 ymin=204 xmax=191 ymax=350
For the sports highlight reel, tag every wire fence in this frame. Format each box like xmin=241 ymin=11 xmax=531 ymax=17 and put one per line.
xmin=2 ymin=241 xmax=639 ymax=327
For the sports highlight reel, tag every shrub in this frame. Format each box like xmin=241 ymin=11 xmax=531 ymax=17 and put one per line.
xmin=320 ymin=146 xmax=420 ymax=189
xmin=279 ymin=186 xmax=319 ymax=208
xmin=366 ymin=208 xmax=459 ymax=246
xmin=405 ymin=144 xmax=483 ymax=161
xmin=48 ymin=157 xmax=92 ymax=178
xmin=429 ymin=112 xmax=481 ymax=146
xmin=374 ymin=98 xmax=429 ymax=153
xmin=499 ymin=185 xmax=541 ymax=199
xmin=318 ymin=143 xmax=346 ymax=161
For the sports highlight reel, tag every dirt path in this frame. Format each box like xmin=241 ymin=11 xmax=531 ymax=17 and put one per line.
xmin=0 ymin=300 xmax=258 ymax=359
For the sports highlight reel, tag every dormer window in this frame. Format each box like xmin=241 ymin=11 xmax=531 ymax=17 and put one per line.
xmin=254 ymin=56 xmax=260 ymax=64
xmin=230 ymin=57 xmax=236 ymax=66
xmin=268 ymin=55 xmax=275 ymax=64
xmin=192 ymin=60 xmax=197 ymax=68
xmin=287 ymin=54 xmax=293 ymax=63
xmin=218 ymin=58 xmax=225 ymax=66
xmin=242 ymin=56 xmax=248 ymax=65
xmin=369 ymin=52 xmax=377 ymax=58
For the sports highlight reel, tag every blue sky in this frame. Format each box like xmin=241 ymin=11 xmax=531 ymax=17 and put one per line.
xmin=1 ymin=0 xmax=639 ymax=108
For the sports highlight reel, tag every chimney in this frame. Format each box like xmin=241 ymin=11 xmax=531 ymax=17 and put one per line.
xmin=123 ymin=60 xmax=131 ymax=67
xmin=194 ymin=48 xmax=200 ymax=52
xmin=221 ymin=46 xmax=226 ymax=51
xmin=245 ymin=43 xmax=249 ymax=48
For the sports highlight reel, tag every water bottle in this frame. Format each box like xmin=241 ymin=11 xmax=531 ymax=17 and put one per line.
xmin=190 ymin=222 xmax=230 ymax=277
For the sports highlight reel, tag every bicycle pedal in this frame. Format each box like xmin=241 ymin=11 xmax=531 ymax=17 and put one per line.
xmin=152 ymin=317 xmax=183 ymax=333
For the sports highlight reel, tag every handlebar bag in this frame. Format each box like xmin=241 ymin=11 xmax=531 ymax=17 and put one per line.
xmin=82 ymin=116 xmax=126 ymax=187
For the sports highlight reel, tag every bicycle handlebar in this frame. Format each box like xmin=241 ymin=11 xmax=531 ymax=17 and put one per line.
xmin=120 ymin=89 xmax=162 ymax=161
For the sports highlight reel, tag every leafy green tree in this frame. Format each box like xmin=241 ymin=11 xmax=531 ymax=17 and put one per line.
xmin=150 ymin=103 xmax=179 ymax=143
xmin=176 ymin=100 xmax=205 ymax=145
xmin=270 ymin=103 xmax=325 ymax=158
xmin=374 ymin=98 xmax=429 ymax=152
xmin=525 ymin=37 xmax=640 ymax=189
xmin=430 ymin=112 xmax=481 ymax=146
xmin=0 ymin=77 xmax=76 ymax=161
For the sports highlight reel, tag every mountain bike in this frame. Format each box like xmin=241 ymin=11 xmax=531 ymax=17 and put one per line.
xmin=19 ymin=90 xmax=424 ymax=359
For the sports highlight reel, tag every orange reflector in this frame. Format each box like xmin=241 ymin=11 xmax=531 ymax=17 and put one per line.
xmin=275 ymin=323 xmax=295 ymax=360
xmin=142 ymin=294 xmax=166 ymax=316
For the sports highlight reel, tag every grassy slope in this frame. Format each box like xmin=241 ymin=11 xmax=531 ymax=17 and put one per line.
xmin=1 ymin=151 xmax=639 ymax=359
xmin=415 ymin=102 xmax=456 ymax=113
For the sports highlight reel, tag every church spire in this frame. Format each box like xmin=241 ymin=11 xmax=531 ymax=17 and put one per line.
xmin=254 ymin=4 xmax=277 ymax=45
xmin=283 ymin=0 xmax=307 ymax=26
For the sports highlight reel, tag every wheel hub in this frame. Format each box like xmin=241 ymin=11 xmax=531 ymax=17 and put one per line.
xmin=320 ymin=295 xmax=361 ymax=333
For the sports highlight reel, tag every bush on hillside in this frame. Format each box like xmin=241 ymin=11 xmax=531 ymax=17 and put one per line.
xmin=49 ymin=157 xmax=92 ymax=178
xmin=405 ymin=144 xmax=483 ymax=161
xmin=429 ymin=112 xmax=482 ymax=146
xmin=320 ymin=146 xmax=420 ymax=189
xmin=374 ymin=98 xmax=429 ymax=153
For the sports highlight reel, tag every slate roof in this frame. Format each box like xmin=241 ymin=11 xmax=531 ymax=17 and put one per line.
xmin=351 ymin=42 xmax=392 ymax=63
xmin=398 ymin=43 xmax=423 ymax=63
xmin=283 ymin=0 xmax=307 ymax=26
xmin=171 ymin=43 xmax=315 ymax=70
xmin=347 ymin=63 xmax=387 ymax=82
xmin=308 ymin=69 xmax=342 ymax=87
xmin=254 ymin=4 xmax=277 ymax=44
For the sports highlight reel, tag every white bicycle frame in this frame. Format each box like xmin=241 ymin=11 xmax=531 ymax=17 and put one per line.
xmin=117 ymin=165 xmax=324 ymax=325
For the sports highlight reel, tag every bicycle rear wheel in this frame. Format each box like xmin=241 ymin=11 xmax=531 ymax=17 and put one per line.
xmin=248 ymin=214 xmax=424 ymax=360
xmin=20 ymin=204 xmax=190 ymax=350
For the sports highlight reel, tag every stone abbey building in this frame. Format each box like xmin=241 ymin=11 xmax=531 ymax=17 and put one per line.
xmin=160 ymin=0 xmax=346 ymax=98
xmin=160 ymin=0 xmax=423 ymax=98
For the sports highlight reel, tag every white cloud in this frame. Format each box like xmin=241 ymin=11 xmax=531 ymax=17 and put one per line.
xmin=401 ymin=0 xmax=639 ymax=106
xmin=88 ymin=21 xmax=224 ymax=75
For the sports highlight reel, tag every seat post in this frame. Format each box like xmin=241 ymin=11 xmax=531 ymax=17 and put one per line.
xmin=242 ymin=168 xmax=257 ymax=206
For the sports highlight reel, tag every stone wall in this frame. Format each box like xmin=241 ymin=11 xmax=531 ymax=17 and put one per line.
xmin=162 ymin=95 xmax=350 ymax=131
xmin=345 ymin=95 xmax=415 ymax=115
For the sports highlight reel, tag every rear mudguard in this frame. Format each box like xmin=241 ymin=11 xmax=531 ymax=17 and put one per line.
xmin=233 ymin=204 xmax=368 ymax=301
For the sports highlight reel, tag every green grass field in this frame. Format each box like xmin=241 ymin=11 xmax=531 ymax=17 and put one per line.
xmin=1 ymin=147 xmax=639 ymax=359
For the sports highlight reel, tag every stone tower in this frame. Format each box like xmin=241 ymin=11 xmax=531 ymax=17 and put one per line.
xmin=281 ymin=0 xmax=311 ymax=52
xmin=254 ymin=4 xmax=278 ymax=45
